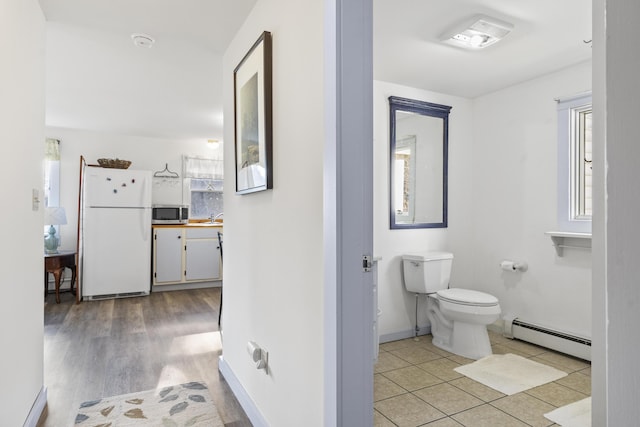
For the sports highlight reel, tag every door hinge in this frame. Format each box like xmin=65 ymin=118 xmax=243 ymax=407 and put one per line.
xmin=362 ymin=255 xmax=372 ymax=272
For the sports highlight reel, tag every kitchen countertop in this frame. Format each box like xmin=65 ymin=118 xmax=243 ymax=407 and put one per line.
xmin=152 ymin=222 xmax=223 ymax=228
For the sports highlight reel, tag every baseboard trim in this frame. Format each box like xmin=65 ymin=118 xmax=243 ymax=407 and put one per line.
xmin=218 ymin=356 xmax=268 ymax=427
xmin=24 ymin=386 xmax=47 ymax=427
xmin=152 ymin=281 xmax=221 ymax=292
xmin=380 ymin=326 xmax=431 ymax=344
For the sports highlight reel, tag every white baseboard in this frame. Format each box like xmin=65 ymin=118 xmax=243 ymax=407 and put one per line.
xmin=24 ymin=386 xmax=47 ymax=427
xmin=218 ymin=356 xmax=268 ymax=427
xmin=380 ymin=326 xmax=431 ymax=344
xmin=152 ymin=281 xmax=221 ymax=292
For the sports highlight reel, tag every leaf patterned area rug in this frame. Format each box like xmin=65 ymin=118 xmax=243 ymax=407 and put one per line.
xmin=74 ymin=381 xmax=224 ymax=426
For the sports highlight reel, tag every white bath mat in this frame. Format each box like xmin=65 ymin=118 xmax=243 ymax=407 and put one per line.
xmin=544 ymin=397 xmax=591 ymax=427
xmin=454 ymin=353 xmax=568 ymax=395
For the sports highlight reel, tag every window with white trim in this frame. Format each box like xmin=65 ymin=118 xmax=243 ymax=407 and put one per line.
xmin=574 ymin=106 xmax=592 ymax=218
xmin=183 ymin=156 xmax=224 ymax=220
xmin=556 ymin=93 xmax=592 ymax=232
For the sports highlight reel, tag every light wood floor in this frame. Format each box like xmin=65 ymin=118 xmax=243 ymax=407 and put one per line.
xmin=40 ymin=287 xmax=251 ymax=426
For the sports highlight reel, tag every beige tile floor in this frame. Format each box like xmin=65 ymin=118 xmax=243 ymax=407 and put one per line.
xmin=374 ymin=331 xmax=591 ymax=427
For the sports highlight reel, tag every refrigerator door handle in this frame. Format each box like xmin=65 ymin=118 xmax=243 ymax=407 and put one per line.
xmin=140 ymin=172 xmax=151 ymax=242
xmin=141 ymin=174 xmax=149 ymax=208
xmin=141 ymin=209 xmax=151 ymax=242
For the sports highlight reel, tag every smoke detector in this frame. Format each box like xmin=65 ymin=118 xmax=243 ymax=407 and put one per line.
xmin=440 ymin=15 xmax=513 ymax=49
xmin=131 ymin=33 xmax=155 ymax=48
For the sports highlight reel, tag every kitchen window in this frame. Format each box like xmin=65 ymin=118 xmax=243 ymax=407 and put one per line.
xmin=556 ymin=92 xmax=592 ymax=232
xmin=189 ymin=178 xmax=224 ymax=219
xmin=183 ymin=156 xmax=223 ymax=220
xmin=44 ymin=138 xmax=61 ymax=233
xmin=44 ymin=138 xmax=60 ymax=208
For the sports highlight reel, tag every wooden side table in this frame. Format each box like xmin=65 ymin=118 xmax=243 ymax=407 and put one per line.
xmin=45 ymin=250 xmax=77 ymax=304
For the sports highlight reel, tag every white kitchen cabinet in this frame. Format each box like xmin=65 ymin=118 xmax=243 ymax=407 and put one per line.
xmin=153 ymin=227 xmax=183 ymax=283
xmin=152 ymin=225 xmax=221 ymax=287
xmin=185 ymin=228 xmax=220 ymax=281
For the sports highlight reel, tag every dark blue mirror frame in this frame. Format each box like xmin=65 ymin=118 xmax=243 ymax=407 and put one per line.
xmin=389 ymin=96 xmax=452 ymax=229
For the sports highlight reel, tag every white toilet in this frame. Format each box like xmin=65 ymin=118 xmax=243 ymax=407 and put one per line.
xmin=402 ymin=251 xmax=501 ymax=360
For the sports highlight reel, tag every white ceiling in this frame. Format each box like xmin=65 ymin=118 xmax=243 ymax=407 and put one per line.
xmin=39 ymin=0 xmax=257 ymax=141
xmin=375 ymin=0 xmax=592 ymax=98
xmin=39 ymin=0 xmax=592 ymax=141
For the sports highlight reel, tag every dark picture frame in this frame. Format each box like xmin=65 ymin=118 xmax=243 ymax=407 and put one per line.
xmin=234 ymin=31 xmax=273 ymax=194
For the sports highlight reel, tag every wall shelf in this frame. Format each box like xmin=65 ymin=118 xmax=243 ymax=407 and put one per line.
xmin=545 ymin=231 xmax=592 ymax=257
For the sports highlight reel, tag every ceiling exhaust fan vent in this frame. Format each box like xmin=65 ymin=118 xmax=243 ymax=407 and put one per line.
xmin=440 ymin=15 xmax=513 ymax=50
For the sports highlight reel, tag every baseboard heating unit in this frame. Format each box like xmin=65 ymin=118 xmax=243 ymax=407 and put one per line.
xmin=503 ymin=316 xmax=591 ymax=361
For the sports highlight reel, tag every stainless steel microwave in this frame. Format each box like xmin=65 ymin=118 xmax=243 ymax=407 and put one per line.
xmin=152 ymin=205 xmax=189 ymax=224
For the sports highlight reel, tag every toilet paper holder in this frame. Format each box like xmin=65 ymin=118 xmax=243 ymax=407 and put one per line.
xmin=500 ymin=260 xmax=528 ymax=272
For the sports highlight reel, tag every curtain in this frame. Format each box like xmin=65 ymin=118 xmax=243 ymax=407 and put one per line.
xmin=44 ymin=138 xmax=61 ymax=207
xmin=183 ymin=156 xmax=223 ymax=179
xmin=45 ymin=138 xmax=60 ymax=161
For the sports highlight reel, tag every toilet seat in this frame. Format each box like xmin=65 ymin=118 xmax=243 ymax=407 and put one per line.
xmin=436 ymin=288 xmax=498 ymax=307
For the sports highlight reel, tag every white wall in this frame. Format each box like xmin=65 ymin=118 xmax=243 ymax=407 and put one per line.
xmin=221 ymin=0 xmax=325 ymax=425
xmin=471 ymin=61 xmax=592 ymax=337
xmin=44 ymin=21 xmax=225 ymax=141
xmin=374 ymin=80 xmax=474 ymax=339
xmin=45 ymin=127 xmax=222 ymax=252
xmin=0 ymin=1 xmax=46 ymax=425
xmin=600 ymin=0 xmax=640 ymax=424
xmin=375 ymin=62 xmax=593 ymax=343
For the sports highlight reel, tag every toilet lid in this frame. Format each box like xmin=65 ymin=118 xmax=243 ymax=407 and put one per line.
xmin=437 ymin=288 xmax=499 ymax=307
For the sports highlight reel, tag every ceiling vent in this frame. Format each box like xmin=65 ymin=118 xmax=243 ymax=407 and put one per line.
xmin=440 ymin=15 xmax=513 ymax=50
xmin=131 ymin=33 xmax=155 ymax=48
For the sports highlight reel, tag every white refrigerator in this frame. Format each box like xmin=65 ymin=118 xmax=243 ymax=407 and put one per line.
xmin=81 ymin=166 xmax=152 ymax=299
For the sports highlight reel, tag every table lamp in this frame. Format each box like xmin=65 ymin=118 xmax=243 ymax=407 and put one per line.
xmin=44 ymin=207 xmax=67 ymax=254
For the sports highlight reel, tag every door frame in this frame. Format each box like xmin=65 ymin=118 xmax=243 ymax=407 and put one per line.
xmin=323 ymin=0 xmax=375 ymax=425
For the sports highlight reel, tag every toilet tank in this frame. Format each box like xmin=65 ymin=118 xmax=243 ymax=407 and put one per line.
xmin=402 ymin=251 xmax=453 ymax=294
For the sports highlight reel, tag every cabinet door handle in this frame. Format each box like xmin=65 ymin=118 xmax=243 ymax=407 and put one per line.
xmin=177 ymin=235 xmax=181 ymax=239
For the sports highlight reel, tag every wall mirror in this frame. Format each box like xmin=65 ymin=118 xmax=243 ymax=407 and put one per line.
xmin=389 ymin=96 xmax=451 ymax=229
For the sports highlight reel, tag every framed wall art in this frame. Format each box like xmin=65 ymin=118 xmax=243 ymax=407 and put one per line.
xmin=234 ymin=31 xmax=273 ymax=194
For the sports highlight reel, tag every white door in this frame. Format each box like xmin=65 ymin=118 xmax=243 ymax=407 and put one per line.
xmin=83 ymin=207 xmax=151 ymax=297
xmin=154 ymin=228 xmax=184 ymax=284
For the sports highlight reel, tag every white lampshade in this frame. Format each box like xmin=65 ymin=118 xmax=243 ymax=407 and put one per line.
xmin=45 ymin=206 xmax=67 ymax=226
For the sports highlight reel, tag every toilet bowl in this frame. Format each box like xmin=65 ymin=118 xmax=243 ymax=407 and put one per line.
xmin=427 ymin=288 xmax=500 ymax=359
xmin=402 ymin=252 xmax=501 ymax=360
